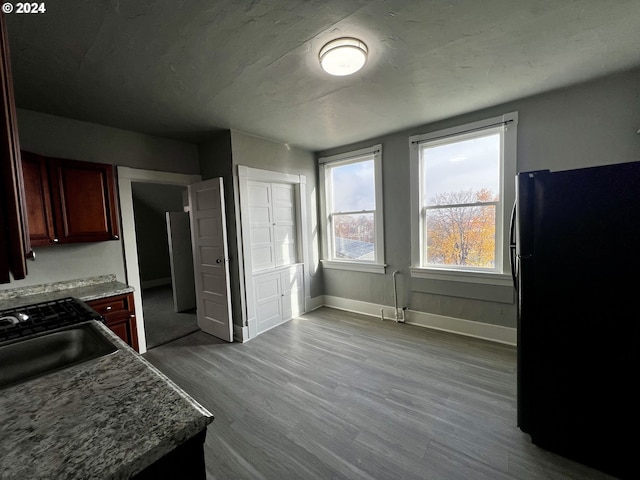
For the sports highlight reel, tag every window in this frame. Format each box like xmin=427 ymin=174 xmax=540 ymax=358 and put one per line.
xmin=410 ymin=113 xmax=517 ymax=284
xmin=319 ymin=144 xmax=385 ymax=274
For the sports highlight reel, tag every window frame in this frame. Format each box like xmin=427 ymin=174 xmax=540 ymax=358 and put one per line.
xmin=319 ymin=144 xmax=385 ymax=274
xmin=409 ymin=112 xmax=518 ymax=286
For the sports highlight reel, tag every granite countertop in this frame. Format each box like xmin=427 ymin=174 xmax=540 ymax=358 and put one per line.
xmin=0 ymin=321 xmax=214 ymax=479
xmin=0 ymin=275 xmax=134 ymax=310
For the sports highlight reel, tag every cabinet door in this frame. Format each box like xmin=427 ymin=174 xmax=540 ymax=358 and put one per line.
xmin=21 ymin=151 xmax=55 ymax=246
xmin=0 ymin=13 xmax=29 ymax=282
xmin=87 ymin=293 xmax=139 ymax=352
xmin=281 ymin=265 xmax=303 ymax=320
xmin=254 ymin=273 xmax=283 ymax=334
xmin=48 ymin=158 xmax=120 ymax=243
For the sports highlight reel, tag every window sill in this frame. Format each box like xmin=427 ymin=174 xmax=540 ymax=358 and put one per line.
xmin=410 ymin=267 xmax=513 ymax=287
xmin=322 ymin=260 xmax=386 ymax=274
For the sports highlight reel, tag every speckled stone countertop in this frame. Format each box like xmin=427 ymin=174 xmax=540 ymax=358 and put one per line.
xmin=0 ymin=321 xmax=214 ymax=479
xmin=0 ymin=275 xmax=134 ymax=310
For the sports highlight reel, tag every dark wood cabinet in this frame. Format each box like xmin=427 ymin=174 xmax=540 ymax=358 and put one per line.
xmin=20 ymin=151 xmax=54 ymax=246
xmin=21 ymin=151 xmax=120 ymax=245
xmin=87 ymin=292 xmax=139 ymax=352
xmin=0 ymin=13 xmax=30 ymax=283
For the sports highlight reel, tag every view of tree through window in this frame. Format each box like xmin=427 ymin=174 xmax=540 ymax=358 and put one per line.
xmin=425 ymin=189 xmax=497 ymax=267
xmin=329 ymin=159 xmax=376 ymax=261
xmin=421 ymin=131 xmax=501 ymax=269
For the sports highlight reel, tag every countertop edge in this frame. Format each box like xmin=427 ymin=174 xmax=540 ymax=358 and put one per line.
xmin=0 ymin=321 xmax=213 ymax=479
xmin=0 ymin=279 xmax=134 ymax=310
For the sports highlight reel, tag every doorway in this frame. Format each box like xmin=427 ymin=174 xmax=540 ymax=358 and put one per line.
xmin=131 ymin=182 xmax=199 ymax=349
xmin=118 ymin=167 xmax=202 ymax=354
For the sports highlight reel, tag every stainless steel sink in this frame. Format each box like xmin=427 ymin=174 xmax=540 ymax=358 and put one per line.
xmin=0 ymin=321 xmax=118 ymax=389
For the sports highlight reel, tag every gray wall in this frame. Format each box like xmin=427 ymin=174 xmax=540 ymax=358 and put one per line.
xmin=132 ymin=183 xmax=186 ymax=283
xmin=0 ymin=109 xmax=199 ymax=291
xmin=316 ymin=67 xmax=640 ymax=329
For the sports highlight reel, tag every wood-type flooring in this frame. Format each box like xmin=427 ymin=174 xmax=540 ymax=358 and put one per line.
xmin=143 ymin=307 xmax=616 ymax=480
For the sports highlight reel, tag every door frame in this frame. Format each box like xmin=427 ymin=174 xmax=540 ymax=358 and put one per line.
xmin=237 ymin=165 xmax=310 ymax=340
xmin=118 ymin=166 xmax=201 ymax=353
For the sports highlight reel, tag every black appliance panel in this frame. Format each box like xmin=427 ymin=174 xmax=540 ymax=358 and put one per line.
xmin=514 ymin=161 xmax=639 ymax=479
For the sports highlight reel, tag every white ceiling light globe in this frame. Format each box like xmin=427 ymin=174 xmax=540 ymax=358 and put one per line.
xmin=319 ymin=38 xmax=368 ymax=76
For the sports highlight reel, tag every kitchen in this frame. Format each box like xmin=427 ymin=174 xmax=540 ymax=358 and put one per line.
xmin=1 ymin=1 xmax=639 ymax=479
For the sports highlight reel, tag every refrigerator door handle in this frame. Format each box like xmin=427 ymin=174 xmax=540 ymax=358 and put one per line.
xmin=509 ymin=201 xmax=518 ymax=290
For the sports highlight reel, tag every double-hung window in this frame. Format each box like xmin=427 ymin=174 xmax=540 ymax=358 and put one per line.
xmin=410 ymin=113 xmax=517 ymax=284
xmin=319 ymin=144 xmax=385 ymax=274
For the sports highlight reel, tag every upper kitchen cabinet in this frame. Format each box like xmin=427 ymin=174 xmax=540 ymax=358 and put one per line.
xmin=21 ymin=151 xmax=54 ymax=246
xmin=22 ymin=151 xmax=121 ymax=245
xmin=0 ymin=13 xmax=29 ymax=283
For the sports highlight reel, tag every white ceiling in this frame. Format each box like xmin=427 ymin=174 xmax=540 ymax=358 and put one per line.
xmin=6 ymin=0 xmax=640 ymax=151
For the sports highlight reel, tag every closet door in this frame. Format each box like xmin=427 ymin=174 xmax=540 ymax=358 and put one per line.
xmin=248 ymin=181 xmax=298 ymax=272
xmin=247 ymin=181 xmax=275 ymax=271
xmin=272 ymin=183 xmax=297 ymax=267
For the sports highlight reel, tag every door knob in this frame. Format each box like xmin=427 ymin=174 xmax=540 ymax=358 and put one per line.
xmin=216 ymin=259 xmax=222 ymax=264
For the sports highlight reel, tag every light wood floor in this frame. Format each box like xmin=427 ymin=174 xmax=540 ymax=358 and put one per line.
xmin=143 ymin=307 xmax=616 ymax=480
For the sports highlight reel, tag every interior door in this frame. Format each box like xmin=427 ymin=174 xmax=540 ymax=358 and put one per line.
xmin=188 ymin=177 xmax=233 ymax=342
xmin=166 ymin=211 xmax=196 ymax=313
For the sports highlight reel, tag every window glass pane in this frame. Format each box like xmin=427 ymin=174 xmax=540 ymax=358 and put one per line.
xmin=331 ymin=160 xmax=375 ymax=212
xmin=333 ymin=213 xmax=375 ymax=260
xmin=422 ymin=133 xmax=500 ymax=206
xmin=425 ymin=204 xmax=495 ymax=268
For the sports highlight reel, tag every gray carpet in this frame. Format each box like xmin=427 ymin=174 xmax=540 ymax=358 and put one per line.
xmin=142 ymin=285 xmax=199 ymax=349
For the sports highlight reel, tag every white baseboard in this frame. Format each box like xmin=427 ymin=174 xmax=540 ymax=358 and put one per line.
xmin=305 ymin=295 xmax=325 ymax=312
xmin=321 ymin=295 xmax=516 ymax=346
xmin=234 ymin=324 xmax=249 ymax=343
xmin=141 ymin=277 xmax=172 ymax=289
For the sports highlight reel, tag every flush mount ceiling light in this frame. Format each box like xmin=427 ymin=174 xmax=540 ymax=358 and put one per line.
xmin=319 ymin=37 xmax=368 ymax=76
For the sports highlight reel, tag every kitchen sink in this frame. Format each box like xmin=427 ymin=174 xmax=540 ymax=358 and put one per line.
xmin=0 ymin=321 xmax=118 ymax=390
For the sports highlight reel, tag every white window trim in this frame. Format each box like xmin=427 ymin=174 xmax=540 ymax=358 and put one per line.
xmin=409 ymin=112 xmax=518 ymax=285
xmin=319 ymin=144 xmax=386 ymax=274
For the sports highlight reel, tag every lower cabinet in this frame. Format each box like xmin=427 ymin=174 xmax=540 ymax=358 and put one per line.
xmin=87 ymin=292 xmax=139 ymax=352
xmin=132 ymin=429 xmax=207 ymax=480
xmin=254 ymin=264 xmax=303 ymax=335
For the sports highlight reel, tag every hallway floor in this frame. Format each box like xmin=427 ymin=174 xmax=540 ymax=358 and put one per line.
xmin=142 ymin=284 xmax=199 ymax=349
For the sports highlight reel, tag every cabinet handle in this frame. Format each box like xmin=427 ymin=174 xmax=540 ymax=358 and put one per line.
xmin=105 ymin=306 xmax=112 ymax=311
xmin=130 ymin=314 xmax=135 ymax=319
xmin=113 ymin=235 xmax=119 ymax=240
xmin=52 ymin=238 xmax=59 ymax=243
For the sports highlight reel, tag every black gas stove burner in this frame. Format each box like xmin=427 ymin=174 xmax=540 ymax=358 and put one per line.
xmin=0 ymin=297 xmax=104 ymax=343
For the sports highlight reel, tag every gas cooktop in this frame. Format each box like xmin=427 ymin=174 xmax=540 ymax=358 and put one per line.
xmin=0 ymin=297 xmax=103 ymax=343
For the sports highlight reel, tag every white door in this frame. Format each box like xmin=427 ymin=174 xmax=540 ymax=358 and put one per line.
xmin=254 ymin=272 xmax=283 ymax=333
xmin=272 ymin=183 xmax=297 ymax=266
xmin=166 ymin=211 xmax=196 ymax=313
xmin=188 ymin=178 xmax=233 ymax=342
xmin=247 ymin=181 xmax=275 ymax=271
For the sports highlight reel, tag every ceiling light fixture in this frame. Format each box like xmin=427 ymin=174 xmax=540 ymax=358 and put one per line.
xmin=319 ymin=37 xmax=368 ymax=76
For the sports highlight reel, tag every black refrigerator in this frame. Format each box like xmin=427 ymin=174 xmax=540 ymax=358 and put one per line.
xmin=511 ymin=161 xmax=639 ymax=479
